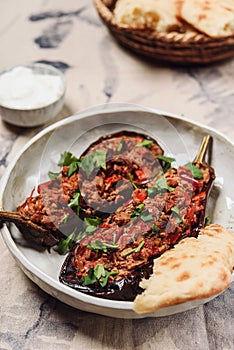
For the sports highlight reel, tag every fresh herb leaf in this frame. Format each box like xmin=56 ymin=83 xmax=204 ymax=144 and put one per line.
xmin=147 ymin=176 xmax=174 ymax=197
xmin=67 ymin=161 xmax=80 ymax=177
xmin=121 ymin=240 xmax=145 ymax=257
xmin=58 ymin=151 xmax=78 ymax=167
xmin=171 ymin=206 xmax=180 ymax=216
xmin=84 ymin=216 xmax=101 ymax=228
xmin=74 ymin=216 xmax=102 ymax=243
xmin=57 ymin=151 xmax=80 ymax=177
xmin=61 ymin=214 xmax=69 ymax=223
xmin=152 ymin=224 xmax=159 ymax=232
xmin=127 ymin=172 xmax=137 ymax=189
xmin=82 ymin=264 xmax=118 ymax=287
xmin=94 ymin=264 xmax=105 ymax=279
xmin=184 ymin=162 xmax=203 ymax=179
xmin=171 ymin=206 xmax=183 ymax=224
xmin=48 ymin=171 xmax=60 ymax=180
xmin=68 ymin=191 xmax=83 ymax=215
xmin=130 ymin=203 xmax=145 ymax=220
xmin=157 ymin=155 xmax=175 ymax=172
xmin=81 ymin=216 xmax=102 ymax=235
xmin=82 ymin=268 xmax=99 ymax=286
xmin=157 ymin=155 xmax=175 ymax=163
xmin=136 ymin=140 xmax=153 ymax=148
xmin=56 ymin=229 xmax=77 ymax=254
xmin=116 ymin=138 xmax=126 ymax=154
xmin=87 ymin=240 xmax=118 ymax=252
xmin=99 ymin=269 xmax=118 ymax=288
xmin=134 ymin=240 xmax=145 ymax=252
xmin=80 ymin=150 xmax=106 ymax=177
xmin=99 ymin=270 xmax=118 ymax=288
xmin=139 ymin=209 xmax=153 ymax=222
xmin=98 ymin=274 xmax=109 ymax=288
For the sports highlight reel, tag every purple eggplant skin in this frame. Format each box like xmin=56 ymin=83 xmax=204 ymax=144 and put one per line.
xmin=0 ymin=211 xmax=60 ymax=247
xmin=59 ymin=250 xmax=153 ymax=301
xmin=0 ymin=209 xmax=81 ymax=248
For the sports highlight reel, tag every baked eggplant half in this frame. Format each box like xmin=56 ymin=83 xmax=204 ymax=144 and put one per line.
xmin=0 ymin=131 xmax=163 ymax=248
xmin=59 ymin=136 xmax=215 ymax=300
xmin=0 ymin=178 xmax=82 ymax=247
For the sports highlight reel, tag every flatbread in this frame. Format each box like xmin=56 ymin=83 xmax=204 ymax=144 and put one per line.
xmin=113 ymin=0 xmax=180 ymax=32
xmin=134 ymin=224 xmax=234 ymax=314
xmin=180 ymin=0 xmax=234 ymax=37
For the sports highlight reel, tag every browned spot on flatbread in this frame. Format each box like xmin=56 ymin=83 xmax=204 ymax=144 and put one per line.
xmin=171 ymin=262 xmax=182 ymax=269
xmin=198 ymin=14 xmax=207 ymax=21
xmin=224 ymin=6 xmax=232 ymax=12
xmin=176 ymin=271 xmax=190 ymax=281
xmin=197 ymin=281 xmax=204 ymax=289
xmin=160 ymin=256 xmax=178 ymax=266
xmin=201 ymin=255 xmax=218 ymax=267
xmin=219 ymin=268 xmax=229 ymax=282
xmin=198 ymin=3 xmax=210 ymax=21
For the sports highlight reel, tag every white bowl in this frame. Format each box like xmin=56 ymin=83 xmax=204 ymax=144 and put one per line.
xmin=0 ymin=63 xmax=65 ymax=127
xmin=0 ymin=104 xmax=233 ymax=318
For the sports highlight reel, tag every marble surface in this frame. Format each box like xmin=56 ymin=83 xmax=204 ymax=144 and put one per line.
xmin=0 ymin=0 xmax=234 ymax=349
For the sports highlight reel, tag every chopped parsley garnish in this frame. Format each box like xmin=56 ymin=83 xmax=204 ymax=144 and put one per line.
xmin=84 ymin=216 xmax=101 ymax=226
xmin=67 ymin=161 xmax=80 ymax=177
xmin=130 ymin=203 xmax=145 ymax=220
xmin=139 ymin=209 xmax=153 ymax=222
xmin=61 ymin=214 xmax=69 ymax=223
xmin=74 ymin=216 xmax=102 ymax=243
xmin=80 ymin=150 xmax=106 ymax=178
xmin=127 ymin=172 xmax=137 ymax=189
xmin=171 ymin=206 xmax=183 ymax=224
xmin=131 ymin=205 xmax=153 ymax=222
xmin=58 ymin=151 xmax=78 ymax=167
xmin=48 ymin=171 xmax=60 ymax=181
xmin=68 ymin=191 xmax=83 ymax=215
xmin=57 ymin=151 xmax=81 ymax=177
xmin=82 ymin=264 xmax=118 ymax=287
xmin=57 ymin=150 xmax=107 ymax=178
xmin=56 ymin=229 xmax=77 ymax=255
xmin=121 ymin=240 xmax=145 ymax=257
xmin=152 ymin=224 xmax=159 ymax=233
xmin=136 ymin=140 xmax=153 ymax=148
xmin=116 ymin=138 xmax=126 ymax=154
xmin=130 ymin=203 xmax=153 ymax=222
xmin=83 ymin=216 xmax=102 ymax=233
xmin=184 ymin=162 xmax=203 ymax=179
xmin=147 ymin=175 xmax=174 ymax=197
xmin=157 ymin=155 xmax=175 ymax=172
xmin=87 ymin=240 xmax=118 ymax=252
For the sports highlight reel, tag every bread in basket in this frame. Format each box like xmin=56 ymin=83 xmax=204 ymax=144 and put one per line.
xmin=94 ymin=0 xmax=234 ymax=65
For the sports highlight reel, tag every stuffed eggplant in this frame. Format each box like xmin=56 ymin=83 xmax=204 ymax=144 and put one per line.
xmin=0 ymin=131 xmax=163 ymax=247
xmin=59 ymin=136 xmax=215 ymax=300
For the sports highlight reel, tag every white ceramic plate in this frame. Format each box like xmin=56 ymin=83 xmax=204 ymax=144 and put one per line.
xmin=0 ymin=104 xmax=233 ymax=319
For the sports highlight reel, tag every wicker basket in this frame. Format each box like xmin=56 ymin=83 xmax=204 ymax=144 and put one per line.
xmin=94 ymin=0 xmax=234 ymax=65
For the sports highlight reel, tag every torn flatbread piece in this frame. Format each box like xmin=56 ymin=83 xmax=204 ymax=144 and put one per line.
xmin=134 ymin=224 xmax=234 ymax=314
xmin=180 ymin=0 xmax=234 ymax=38
xmin=113 ymin=0 xmax=180 ymax=32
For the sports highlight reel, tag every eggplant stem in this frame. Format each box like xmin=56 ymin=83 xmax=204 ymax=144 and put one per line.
xmin=193 ymin=135 xmax=212 ymax=165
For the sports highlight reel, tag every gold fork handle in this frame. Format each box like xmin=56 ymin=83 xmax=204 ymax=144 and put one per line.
xmin=193 ymin=135 xmax=212 ymax=164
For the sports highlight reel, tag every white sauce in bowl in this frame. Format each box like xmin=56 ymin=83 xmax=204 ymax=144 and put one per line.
xmin=0 ymin=66 xmax=64 ymax=109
